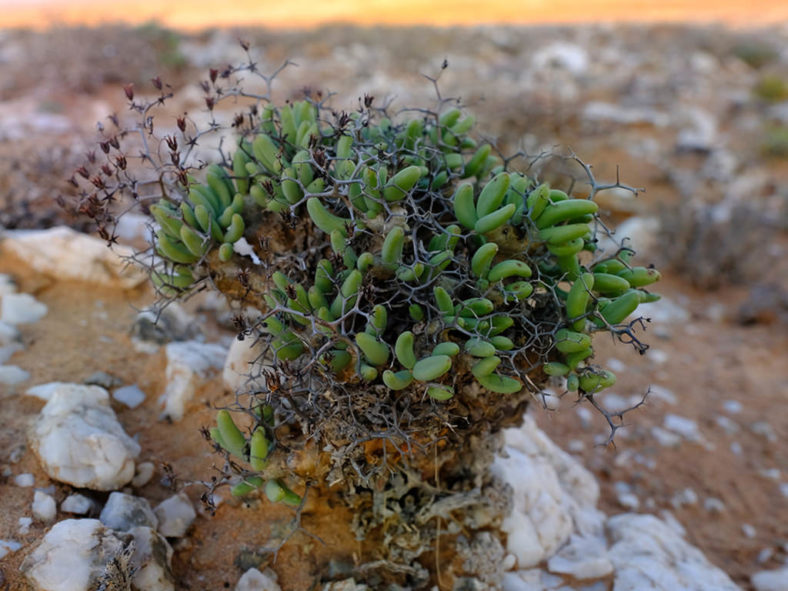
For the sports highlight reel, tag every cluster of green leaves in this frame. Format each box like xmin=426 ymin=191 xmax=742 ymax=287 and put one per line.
xmin=151 ymin=98 xmax=660 ymax=407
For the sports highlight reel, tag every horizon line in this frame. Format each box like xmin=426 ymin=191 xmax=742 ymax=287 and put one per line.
xmin=1 ymin=0 xmax=787 ymax=32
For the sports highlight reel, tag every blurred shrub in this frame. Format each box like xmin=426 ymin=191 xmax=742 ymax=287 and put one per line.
xmin=732 ymin=41 xmax=778 ymax=69
xmin=754 ymin=75 xmax=788 ymax=103
xmin=659 ymin=202 xmax=780 ymax=289
xmin=762 ymin=125 xmax=788 ymax=158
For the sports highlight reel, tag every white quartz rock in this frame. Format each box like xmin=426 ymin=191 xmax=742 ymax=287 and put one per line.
xmin=99 ymin=491 xmax=158 ymax=531
xmin=607 ymin=514 xmax=741 ymax=590
xmin=0 ymin=539 xmax=22 ymax=559
xmin=236 ymin=567 xmax=282 ymax=591
xmin=0 ymin=320 xmax=21 ymax=345
xmin=160 ymin=340 xmax=226 ymax=421
xmin=20 ymin=519 xmax=133 ymax=591
xmin=0 ymin=364 xmax=30 ymax=384
xmin=132 ymin=461 xmax=156 ymax=488
xmin=128 ymin=526 xmax=175 ymax=591
xmin=112 ymin=384 xmax=146 ymax=409
xmin=1 ymin=226 xmax=146 ymax=288
xmin=0 ymin=273 xmax=16 ymax=296
xmin=223 ymin=336 xmax=267 ymax=392
xmin=29 ymin=384 xmax=140 ymax=490
xmin=491 ymin=414 xmax=605 ymax=568
xmin=1 ymin=292 xmax=48 ymax=325
xmin=0 ymin=342 xmax=23 ymax=363
xmin=32 ymin=491 xmax=57 ymax=522
xmin=61 ymin=493 xmax=94 ymax=515
xmin=547 ymin=534 xmax=613 ymax=579
xmin=26 ymin=382 xmax=72 ymax=401
xmin=153 ymin=492 xmax=196 ymax=537
xmin=15 ymin=473 xmax=35 ymax=487
xmin=751 ymin=566 xmax=788 ymax=591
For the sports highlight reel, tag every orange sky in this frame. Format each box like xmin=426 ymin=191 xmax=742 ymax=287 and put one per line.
xmin=1 ymin=0 xmax=786 ymax=30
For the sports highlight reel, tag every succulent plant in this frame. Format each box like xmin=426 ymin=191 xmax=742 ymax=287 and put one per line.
xmin=152 ymin=97 xmax=658 ymax=406
xmin=73 ymin=57 xmax=660 ymax=583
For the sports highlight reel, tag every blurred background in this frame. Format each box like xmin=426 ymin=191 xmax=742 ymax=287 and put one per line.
xmin=0 ymin=1 xmax=786 ymax=589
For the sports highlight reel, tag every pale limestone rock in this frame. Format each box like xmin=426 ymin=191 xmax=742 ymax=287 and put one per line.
xmin=607 ymin=514 xmax=740 ymax=590
xmin=0 ymin=539 xmax=22 ymax=559
xmin=547 ymin=534 xmax=613 ymax=579
xmin=1 ymin=226 xmax=146 ymax=288
xmin=14 ymin=473 xmax=34 ymax=487
xmin=0 ymin=320 xmax=21 ymax=345
xmin=112 ymin=384 xmax=146 ymax=409
xmin=0 ymin=292 xmax=47 ymax=325
xmin=153 ymin=492 xmax=196 ymax=537
xmin=32 ymin=491 xmax=57 ymax=523
xmin=132 ymin=462 xmax=156 ymax=488
xmin=751 ymin=566 xmax=788 ymax=591
xmin=26 ymin=382 xmax=71 ymax=401
xmin=0 ymin=273 xmax=16 ymax=296
xmin=128 ymin=526 xmax=175 ymax=591
xmin=0 ymin=364 xmax=30 ymax=384
xmin=99 ymin=492 xmax=158 ymax=531
xmin=160 ymin=340 xmax=226 ymax=421
xmin=236 ymin=567 xmax=282 ymax=591
xmin=29 ymin=384 xmax=140 ymax=491
xmin=0 ymin=341 xmax=23 ymax=363
xmin=491 ymin=414 xmax=605 ymax=569
xmin=223 ymin=336 xmax=267 ymax=392
xmin=61 ymin=493 xmax=94 ymax=515
xmin=20 ymin=519 xmax=132 ymax=591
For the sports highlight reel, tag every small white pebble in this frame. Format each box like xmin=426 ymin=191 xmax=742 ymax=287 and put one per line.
xmin=60 ymin=493 xmax=93 ymax=514
xmin=0 ymin=343 xmax=23 ymax=364
xmin=671 ymin=488 xmax=698 ymax=509
xmin=576 ymin=406 xmax=593 ymax=428
xmin=750 ymin=422 xmax=777 ymax=443
xmin=154 ymin=492 xmax=196 ymax=537
xmin=538 ymin=393 xmax=561 ymax=411
xmin=112 ymin=384 xmax=146 ymax=409
xmin=715 ymin=415 xmax=740 ymax=435
xmin=568 ymin=439 xmax=585 ymax=453
xmin=502 ymin=554 xmax=517 ymax=570
xmin=703 ymin=497 xmax=726 ymax=513
xmin=0 ymin=321 xmax=21 ymax=346
xmin=18 ymin=516 xmax=32 ymax=534
xmin=664 ymin=414 xmax=702 ymax=440
xmin=760 ymin=468 xmax=781 ymax=481
xmin=649 ymin=384 xmax=677 ymax=405
xmin=0 ymin=365 xmax=30 ymax=385
xmin=618 ymin=493 xmax=640 ymax=510
xmin=32 ymin=491 xmax=57 ymax=522
xmin=730 ymin=441 xmax=743 ymax=455
xmin=614 ymin=449 xmax=635 ymax=468
xmin=0 ymin=539 xmax=22 ymax=559
xmin=742 ymin=523 xmax=757 ymax=538
xmin=606 ymin=358 xmax=626 ymax=372
xmin=1 ymin=293 xmax=48 ymax=325
xmin=232 ymin=237 xmax=262 ymax=265
xmin=0 ymin=274 xmax=17 ymax=296
xmin=756 ymin=548 xmax=774 ymax=564
xmin=14 ymin=473 xmax=34 ymax=487
xmin=648 ymin=349 xmax=669 ymax=364
xmin=131 ymin=462 xmax=155 ymax=488
xmin=723 ymin=400 xmax=743 ymax=414
xmin=651 ymin=426 xmax=682 ymax=447
xmin=779 ymin=483 xmax=788 ymax=499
